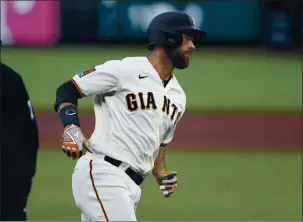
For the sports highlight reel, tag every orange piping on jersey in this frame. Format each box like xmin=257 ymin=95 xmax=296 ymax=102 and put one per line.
xmin=89 ymin=160 xmax=110 ymax=221
xmin=71 ymin=78 xmax=85 ymax=98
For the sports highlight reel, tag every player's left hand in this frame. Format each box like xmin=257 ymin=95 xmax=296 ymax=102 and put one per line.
xmin=156 ymin=170 xmax=178 ymax=198
xmin=61 ymin=124 xmax=90 ymax=160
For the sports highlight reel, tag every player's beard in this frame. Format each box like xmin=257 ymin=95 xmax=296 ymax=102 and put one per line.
xmin=165 ymin=48 xmax=189 ymax=69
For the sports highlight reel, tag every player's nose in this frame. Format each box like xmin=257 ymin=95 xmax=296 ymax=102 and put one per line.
xmin=188 ymin=40 xmax=195 ymax=51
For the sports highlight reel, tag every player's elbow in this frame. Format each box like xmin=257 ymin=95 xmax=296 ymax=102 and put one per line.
xmin=54 ymin=80 xmax=82 ymax=112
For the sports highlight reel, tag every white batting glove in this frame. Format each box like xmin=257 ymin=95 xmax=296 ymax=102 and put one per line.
xmin=61 ymin=124 xmax=91 ymax=159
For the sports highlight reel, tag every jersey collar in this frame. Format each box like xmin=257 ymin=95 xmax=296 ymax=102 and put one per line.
xmin=146 ymin=57 xmax=174 ymax=88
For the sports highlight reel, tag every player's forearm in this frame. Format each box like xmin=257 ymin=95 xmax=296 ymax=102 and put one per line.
xmin=152 ymin=161 xmax=165 ymax=178
xmin=57 ymin=102 xmax=77 ymax=113
xmin=152 ymin=146 xmax=166 ymax=177
xmin=54 ymin=80 xmax=82 ymax=127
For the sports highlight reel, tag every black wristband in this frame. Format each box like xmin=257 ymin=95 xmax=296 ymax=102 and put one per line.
xmin=59 ymin=105 xmax=80 ymax=127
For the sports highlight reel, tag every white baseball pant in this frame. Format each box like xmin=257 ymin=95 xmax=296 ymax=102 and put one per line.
xmin=72 ymin=152 xmax=142 ymax=221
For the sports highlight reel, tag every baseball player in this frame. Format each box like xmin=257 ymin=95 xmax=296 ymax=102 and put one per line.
xmin=54 ymin=11 xmax=206 ymax=221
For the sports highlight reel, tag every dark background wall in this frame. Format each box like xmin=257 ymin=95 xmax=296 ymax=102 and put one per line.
xmin=58 ymin=0 xmax=302 ymax=49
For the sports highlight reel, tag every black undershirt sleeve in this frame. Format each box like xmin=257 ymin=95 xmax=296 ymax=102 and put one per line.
xmin=54 ymin=80 xmax=82 ymax=127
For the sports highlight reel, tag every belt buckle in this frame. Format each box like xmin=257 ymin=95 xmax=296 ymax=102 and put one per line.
xmin=118 ymin=162 xmax=130 ymax=171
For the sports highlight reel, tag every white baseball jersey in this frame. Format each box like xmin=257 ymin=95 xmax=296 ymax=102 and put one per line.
xmin=72 ymin=57 xmax=186 ymax=175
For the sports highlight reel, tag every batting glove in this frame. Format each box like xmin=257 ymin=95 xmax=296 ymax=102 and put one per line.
xmin=157 ymin=171 xmax=178 ymax=198
xmin=61 ymin=124 xmax=90 ymax=159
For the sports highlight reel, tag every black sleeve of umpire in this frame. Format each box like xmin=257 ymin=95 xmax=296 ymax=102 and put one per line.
xmin=54 ymin=80 xmax=82 ymax=112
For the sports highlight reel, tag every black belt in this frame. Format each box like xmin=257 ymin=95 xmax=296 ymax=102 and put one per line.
xmin=104 ymin=156 xmax=144 ymax=185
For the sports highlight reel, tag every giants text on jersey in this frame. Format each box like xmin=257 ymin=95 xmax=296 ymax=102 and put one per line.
xmin=72 ymin=57 xmax=186 ymax=175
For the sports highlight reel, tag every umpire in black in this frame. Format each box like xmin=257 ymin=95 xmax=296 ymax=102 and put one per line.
xmin=1 ymin=62 xmax=39 ymax=220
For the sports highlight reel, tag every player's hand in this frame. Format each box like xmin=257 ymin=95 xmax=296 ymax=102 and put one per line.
xmin=61 ymin=124 xmax=90 ymax=159
xmin=156 ymin=170 xmax=178 ymax=198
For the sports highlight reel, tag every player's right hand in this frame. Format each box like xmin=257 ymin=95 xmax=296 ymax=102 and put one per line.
xmin=61 ymin=124 xmax=90 ymax=159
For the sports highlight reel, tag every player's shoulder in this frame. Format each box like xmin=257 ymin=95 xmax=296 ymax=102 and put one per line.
xmin=120 ymin=56 xmax=148 ymax=63
xmin=120 ymin=56 xmax=152 ymax=77
xmin=95 ymin=59 xmax=122 ymax=70
xmin=170 ymin=76 xmax=187 ymax=105
xmin=99 ymin=56 xmax=147 ymax=66
xmin=96 ymin=56 xmax=149 ymax=74
xmin=120 ymin=56 xmax=150 ymax=70
xmin=171 ymin=75 xmax=186 ymax=96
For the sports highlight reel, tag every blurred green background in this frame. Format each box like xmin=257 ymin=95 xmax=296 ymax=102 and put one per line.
xmin=2 ymin=46 xmax=302 ymax=112
xmin=2 ymin=46 xmax=301 ymax=221
xmin=28 ymin=149 xmax=301 ymax=221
